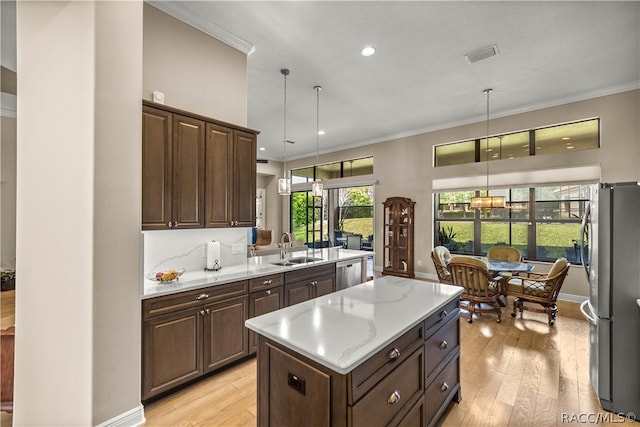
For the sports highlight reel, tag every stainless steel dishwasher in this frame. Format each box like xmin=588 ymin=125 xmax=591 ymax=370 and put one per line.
xmin=336 ymin=259 xmax=363 ymax=290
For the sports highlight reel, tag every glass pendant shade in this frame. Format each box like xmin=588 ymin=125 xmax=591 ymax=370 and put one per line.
xmin=470 ymin=194 xmax=505 ymax=210
xmin=311 ymin=180 xmax=323 ymax=198
xmin=278 ymin=178 xmax=291 ymax=196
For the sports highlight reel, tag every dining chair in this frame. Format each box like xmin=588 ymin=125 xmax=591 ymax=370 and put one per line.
xmin=431 ymin=246 xmax=452 ymax=284
xmin=447 ymin=256 xmax=504 ymax=323
xmin=507 ymin=257 xmax=570 ymax=326
xmin=487 ymin=245 xmax=522 ymax=262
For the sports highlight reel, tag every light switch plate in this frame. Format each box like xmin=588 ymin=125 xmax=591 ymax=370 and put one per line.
xmin=232 ymin=243 xmax=245 ymax=255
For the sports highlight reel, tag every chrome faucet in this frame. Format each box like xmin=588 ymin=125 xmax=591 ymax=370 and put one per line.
xmin=280 ymin=232 xmax=292 ymax=259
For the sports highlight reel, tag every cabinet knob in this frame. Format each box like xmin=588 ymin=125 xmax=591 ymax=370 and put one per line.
xmin=387 ymin=390 xmax=401 ymax=405
xmin=167 ymin=221 xmax=173 ymax=228
xmin=265 ymin=289 xmax=271 ymax=295
xmin=440 ymin=340 xmax=448 ymax=349
xmin=196 ymin=293 xmax=210 ymax=300
xmin=440 ymin=310 xmax=448 ymax=319
xmin=205 ymin=308 xmax=210 ymax=314
xmin=388 ymin=347 xmax=401 ymax=361
xmin=440 ymin=382 xmax=449 ymax=393
xmin=263 ymin=279 xmax=273 ymax=285
xmin=310 ymin=280 xmax=318 ymax=286
xmin=199 ymin=309 xmax=206 ymax=316
xmin=174 ymin=222 xmax=178 ymax=228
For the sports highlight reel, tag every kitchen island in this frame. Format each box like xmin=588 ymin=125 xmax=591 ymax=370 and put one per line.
xmin=245 ymin=275 xmax=463 ymax=427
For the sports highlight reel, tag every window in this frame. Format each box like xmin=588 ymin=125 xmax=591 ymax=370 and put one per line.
xmin=435 ymin=184 xmax=592 ymax=263
xmin=434 ymin=119 xmax=599 ymax=167
xmin=291 ymin=186 xmax=374 ymax=250
xmin=291 ymin=156 xmax=373 ymax=181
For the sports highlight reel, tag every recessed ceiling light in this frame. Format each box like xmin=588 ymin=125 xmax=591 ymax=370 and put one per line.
xmin=561 ymin=137 xmax=571 ymax=141
xmin=361 ymin=46 xmax=376 ymax=57
xmin=318 ymin=130 xmax=326 ymax=135
xmin=259 ymin=147 xmax=266 ymax=151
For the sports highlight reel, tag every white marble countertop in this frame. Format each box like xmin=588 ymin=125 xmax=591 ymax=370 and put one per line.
xmin=245 ymin=275 xmax=463 ymax=374
xmin=142 ymin=247 xmax=371 ymax=299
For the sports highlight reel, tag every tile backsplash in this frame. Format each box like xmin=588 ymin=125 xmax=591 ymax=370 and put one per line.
xmin=142 ymin=228 xmax=250 ymax=277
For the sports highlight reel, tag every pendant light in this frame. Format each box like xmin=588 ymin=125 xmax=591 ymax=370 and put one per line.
xmin=470 ymin=88 xmax=506 ymax=210
xmin=278 ymin=68 xmax=291 ymax=196
xmin=311 ymin=85 xmax=323 ymax=198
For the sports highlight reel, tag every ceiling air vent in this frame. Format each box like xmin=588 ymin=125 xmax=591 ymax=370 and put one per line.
xmin=464 ymin=45 xmax=499 ymax=64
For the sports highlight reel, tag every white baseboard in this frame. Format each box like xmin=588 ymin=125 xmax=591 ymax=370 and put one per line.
xmin=96 ymin=404 xmax=145 ymax=427
xmin=558 ymin=292 xmax=588 ymax=303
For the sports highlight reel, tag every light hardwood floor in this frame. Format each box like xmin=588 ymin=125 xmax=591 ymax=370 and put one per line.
xmin=1 ymin=297 xmax=636 ymax=426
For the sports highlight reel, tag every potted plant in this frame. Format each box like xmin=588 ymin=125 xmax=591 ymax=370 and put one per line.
xmin=1 ymin=269 xmax=15 ymax=291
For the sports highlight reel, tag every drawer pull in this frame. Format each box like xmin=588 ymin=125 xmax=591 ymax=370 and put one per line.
xmin=196 ymin=294 xmax=210 ymax=300
xmin=440 ymin=310 xmax=448 ymax=319
xmin=388 ymin=347 xmax=401 ymax=361
xmin=265 ymin=289 xmax=272 ymax=295
xmin=440 ymin=340 xmax=448 ymax=349
xmin=387 ymin=390 xmax=401 ymax=405
xmin=263 ymin=279 xmax=273 ymax=285
xmin=440 ymin=382 xmax=449 ymax=393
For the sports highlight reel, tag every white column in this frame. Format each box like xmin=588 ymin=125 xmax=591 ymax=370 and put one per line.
xmin=15 ymin=1 xmax=143 ymax=425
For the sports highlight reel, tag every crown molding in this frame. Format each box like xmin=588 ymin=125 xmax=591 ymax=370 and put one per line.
xmin=145 ymin=1 xmax=255 ymax=55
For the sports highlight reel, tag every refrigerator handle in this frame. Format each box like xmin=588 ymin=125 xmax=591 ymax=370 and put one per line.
xmin=579 ymin=202 xmax=590 ymax=279
xmin=580 ymin=299 xmax=598 ymax=325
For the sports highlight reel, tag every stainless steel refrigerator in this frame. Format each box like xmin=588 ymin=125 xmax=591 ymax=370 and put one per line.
xmin=580 ymin=182 xmax=640 ymax=417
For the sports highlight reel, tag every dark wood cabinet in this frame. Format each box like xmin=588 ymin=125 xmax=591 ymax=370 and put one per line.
xmin=142 ymin=101 xmax=258 ymax=230
xmin=248 ymin=274 xmax=285 ymax=354
xmin=172 ymin=114 xmax=205 ymax=228
xmin=383 ymin=197 xmax=415 ymax=278
xmin=142 ymin=107 xmax=205 ymax=230
xmin=202 ymin=295 xmax=249 ymax=372
xmin=204 ymin=123 xmax=256 ymax=227
xmin=141 ymin=280 xmax=249 ymax=401
xmin=142 ymin=106 xmax=173 ymax=229
xmin=284 ymin=263 xmax=336 ymax=307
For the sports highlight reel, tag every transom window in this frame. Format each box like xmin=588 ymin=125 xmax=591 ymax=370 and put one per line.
xmin=434 ymin=119 xmax=599 ymax=167
xmin=291 ymin=156 xmax=373 ymax=183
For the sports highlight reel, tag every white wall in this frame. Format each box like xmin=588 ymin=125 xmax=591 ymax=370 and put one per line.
xmin=257 ymin=160 xmax=285 ymax=238
xmin=15 ymin=1 xmax=143 ymax=425
xmin=1 ymin=116 xmax=16 ymax=270
xmin=286 ymin=90 xmax=640 ymax=297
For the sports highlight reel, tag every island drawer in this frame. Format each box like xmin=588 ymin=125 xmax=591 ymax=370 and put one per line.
xmin=423 ymin=299 xmax=459 ymax=338
xmin=284 ymin=263 xmax=335 ymax=284
xmin=425 ymin=315 xmax=459 ymax=381
xmin=143 ymin=280 xmax=248 ymax=319
xmin=249 ymin=273 xmax=284 ymax=293
xmin=424 ymin=353 xmax=459 ymax=424
xmin=349 ymin=324 xmax=423 ymax=404
xmin=350 ymin=346 xmax=424 ymax=426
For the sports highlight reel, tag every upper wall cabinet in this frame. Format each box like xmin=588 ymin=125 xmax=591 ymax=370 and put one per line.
xmin=204 ymin=124 xmax=256 ymax=227
xmin=142 ymin=101 xmax=258 ymax=230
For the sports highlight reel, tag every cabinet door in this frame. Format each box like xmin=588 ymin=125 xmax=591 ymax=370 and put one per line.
xmin=285 ymin=281 xmax=313 ymax=307
xmin=314 ymin=276 xmax=335 ymax=298
xmin=202 ymin=295 xmax=249 ymax=373
xmin=172 ymin=115 xmax=205 ymax=228
xmin=142 ymin=106 xmax=172 ymax=230
xmin=205 ymin=123 xmax=233 ymax=227
xmin=232 ymin=130 xmax=257 ymax=227
xmin=249 ymin=286 xmax=284 ymax=353
xmin=142 ymin=308 xmax=202 ymax=400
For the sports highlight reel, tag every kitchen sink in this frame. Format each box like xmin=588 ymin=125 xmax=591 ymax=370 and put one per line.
xmin=271 ymin=257 xmax=323 ymax=266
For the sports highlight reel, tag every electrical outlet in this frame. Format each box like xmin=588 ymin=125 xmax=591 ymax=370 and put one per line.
xmin=232 ymin=243 xmax=245 ymax=255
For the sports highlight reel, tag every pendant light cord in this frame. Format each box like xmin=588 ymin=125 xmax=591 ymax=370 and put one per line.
xmin=484 ymin=88 xmax=492 ymax=195
xmin=315 ymin=86 xmax=322 ymax=171
xmin=281 ymin=69 xmax=289 ymax=180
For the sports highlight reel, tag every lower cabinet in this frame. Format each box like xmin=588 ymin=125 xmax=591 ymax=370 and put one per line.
xmin=248 ymin=274 xmax=285 ymax=354
xmin=142 ymin=280 xmax=248 ymax=401
xmin=284 ymin=263 xmax=336 ymax=307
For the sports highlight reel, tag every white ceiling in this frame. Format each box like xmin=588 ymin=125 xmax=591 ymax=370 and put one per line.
xmin=150 ymin=1 xmax=640 ymax=162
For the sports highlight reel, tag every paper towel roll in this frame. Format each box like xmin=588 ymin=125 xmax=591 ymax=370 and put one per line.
xmin=206 ymin=241 xmax=220 ymax=270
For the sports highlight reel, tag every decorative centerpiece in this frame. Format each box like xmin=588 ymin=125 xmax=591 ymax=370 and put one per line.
xmin=146 ymin=268 xmax=185 ymax=283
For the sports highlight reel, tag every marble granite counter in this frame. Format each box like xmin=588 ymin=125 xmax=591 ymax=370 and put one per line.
xmin=142 ymin=247 xmax=371 ymax=299
xmin=245 ymin=275 xmax=463 ymax=374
